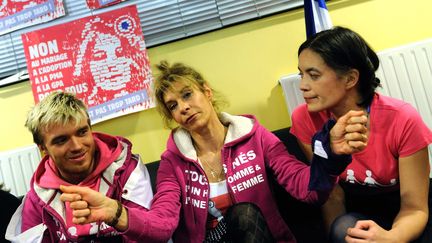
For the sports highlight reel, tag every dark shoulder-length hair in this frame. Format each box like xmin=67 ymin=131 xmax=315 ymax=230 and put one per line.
xmin=298 ymin=26 xmax=381 ymax=107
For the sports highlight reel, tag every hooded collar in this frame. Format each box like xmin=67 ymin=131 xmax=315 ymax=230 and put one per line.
xmin=170 ymin=112 xmax=255 ymax=161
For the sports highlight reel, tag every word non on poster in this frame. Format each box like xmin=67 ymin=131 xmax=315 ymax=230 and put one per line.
xmin=22 ymin=5 xmax=155 ymax=124
xmin=86 ymin=0 xmax=128 ymax=9
xmin=0 ymin=0 xmax=65 ymax=36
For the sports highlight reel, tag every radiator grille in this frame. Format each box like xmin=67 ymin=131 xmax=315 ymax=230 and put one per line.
xmin=0 ymin=144 xmax=41 ymax=197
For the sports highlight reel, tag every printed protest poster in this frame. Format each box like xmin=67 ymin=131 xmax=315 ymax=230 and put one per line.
xmin=86 ymin=0 xmax=128 ymax=10
xmin=0 ymin=0 xmax=65 ymax=36
xmin=22 ymin=5 xmax=155 ymax=124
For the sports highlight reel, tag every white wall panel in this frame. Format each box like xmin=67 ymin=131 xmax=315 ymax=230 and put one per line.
xmin=0 ymin=144 xmax=41 ymax=196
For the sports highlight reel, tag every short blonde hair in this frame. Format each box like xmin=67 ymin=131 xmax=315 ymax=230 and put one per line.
xmin=154 ymin=61 xmax=227 ymax=128
xmin=25 ymin=91 xmax=90 ymax=145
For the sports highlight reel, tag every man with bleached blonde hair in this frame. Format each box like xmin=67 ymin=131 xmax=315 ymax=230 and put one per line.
xmin=6 ymin=91 xmax=153 ymax=243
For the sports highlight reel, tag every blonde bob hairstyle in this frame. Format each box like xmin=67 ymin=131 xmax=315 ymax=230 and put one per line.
xmin=154 ymin=61 xmax=227 ymax=128
xmin=25 ymin=91 xmax=90 ymax=146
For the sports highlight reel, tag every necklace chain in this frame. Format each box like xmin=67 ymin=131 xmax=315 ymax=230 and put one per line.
xmin=200 ymin=158 xmax=224 ymax=181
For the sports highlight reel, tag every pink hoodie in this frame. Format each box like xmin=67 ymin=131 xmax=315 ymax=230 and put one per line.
xmin=7 ymin=133 xmax=153 ymax=243
xmin=32 ymin=133 xmax=122 ymax=237
xmin=124 ymin=113 xmax=335 ymax=243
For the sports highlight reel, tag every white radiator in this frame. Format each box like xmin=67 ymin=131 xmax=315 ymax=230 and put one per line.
xmin=0 ymin=144 xmax=41 ymax=197
xmin=376 ymin=39 xmax=432 ymax=129
xmin=279 ymin=38 xmax=432 ymax=174
xmin=278 ymin=73 xmax=303 ymax=116
xmin=376 ymin=39 xmax=432 ymax=169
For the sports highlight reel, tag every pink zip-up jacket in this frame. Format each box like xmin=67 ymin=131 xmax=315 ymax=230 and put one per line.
xmin=6 ymin=133 xmax=153 ymax=243
xmin=126 ymin=113 xmax=336 ymax=243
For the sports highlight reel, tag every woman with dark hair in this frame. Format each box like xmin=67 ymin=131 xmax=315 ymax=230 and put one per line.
xmin=0 ymin=184 xmax=20 ymax=243
xmin=291 ymin=26 xmax=432 ymax=242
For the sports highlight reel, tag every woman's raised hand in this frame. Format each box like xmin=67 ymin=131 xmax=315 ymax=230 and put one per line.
xmin=330 ymin=110 xmax=368 ymax=155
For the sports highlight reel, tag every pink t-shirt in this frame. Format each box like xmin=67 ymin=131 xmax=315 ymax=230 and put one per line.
xmin=291 ymin=94 xmax=432 ymax=191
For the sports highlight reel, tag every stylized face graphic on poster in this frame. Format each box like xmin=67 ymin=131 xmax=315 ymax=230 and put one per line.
xmin=22 ymin=5 xmax=155 ymax=124
xmin=0 ymin=0 xmax=65 ymax=35
xmin=86 ymin=0 xmax=128 ymax=9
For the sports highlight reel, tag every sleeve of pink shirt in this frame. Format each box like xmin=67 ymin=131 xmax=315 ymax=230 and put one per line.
xmin=394 ymin=103 xmax=432 ymax=157
xmin=290 ymin=104 xmax=317 ymax=145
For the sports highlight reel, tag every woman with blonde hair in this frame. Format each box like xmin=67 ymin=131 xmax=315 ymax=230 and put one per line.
xmin=146 ymin=60 xmax=368 ymax=242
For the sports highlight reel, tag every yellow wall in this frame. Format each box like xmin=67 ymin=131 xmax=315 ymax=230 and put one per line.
xmin=1 ymin=0 xmax=431 ymax=163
